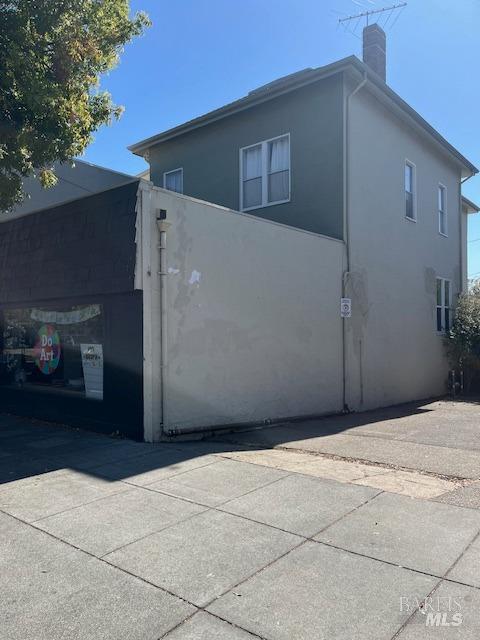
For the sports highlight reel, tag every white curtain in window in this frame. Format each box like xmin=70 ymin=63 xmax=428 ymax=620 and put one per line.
xmin=243 ymin=145 xmax=262 ymax=179
xmin=268 ymin=136 xmax=289 ymax=202
xmin=242 ymin=145 xmax=262 ymax=208
xmin=268 ymin=136 xmax=289 ymax=172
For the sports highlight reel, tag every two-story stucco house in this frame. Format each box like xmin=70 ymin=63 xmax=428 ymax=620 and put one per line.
xmin=1 ymin=26 xmax=477 ymax=441
xmin=127 ymin=25 xmax=478 ymax=436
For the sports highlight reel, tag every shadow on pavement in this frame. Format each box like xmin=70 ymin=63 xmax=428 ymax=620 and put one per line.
xmin=0 ymin=399 xmax=442 ymax=487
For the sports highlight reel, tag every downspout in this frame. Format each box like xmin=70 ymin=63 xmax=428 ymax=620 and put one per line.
xmin=342 ymin=71 xmax=367 ymax=413
xmin=460 ymin=172 xmax=476 ymax=293
xmin=155 ymin=209 xmax=170 ymax=437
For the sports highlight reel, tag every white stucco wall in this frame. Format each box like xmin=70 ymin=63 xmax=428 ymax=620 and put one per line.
xmin=148 ymin=188 xmax=345 ymax=434
xmin=346 ymin=88 xmax=463 ymax=410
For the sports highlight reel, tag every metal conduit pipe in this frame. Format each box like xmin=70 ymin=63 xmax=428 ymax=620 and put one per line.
xmin=156 ymin=209 xmax=169 ymax=437
xmin=342 ymin=71 xmax=367 ymax=413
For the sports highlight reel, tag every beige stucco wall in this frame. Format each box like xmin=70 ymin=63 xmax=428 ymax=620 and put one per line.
xmin=136 ymin=84 xmax=470 ymax=440
xmin=148 ymin=188 xmax=345 ymax=434
xmin=346 ymin=88 xmax=463 ymax=410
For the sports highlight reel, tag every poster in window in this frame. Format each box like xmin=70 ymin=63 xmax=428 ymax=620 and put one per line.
xmin=34 ymin=324 xmax=61 ymax=375
xmin=81 ymin=344 xmax=104 ymax=401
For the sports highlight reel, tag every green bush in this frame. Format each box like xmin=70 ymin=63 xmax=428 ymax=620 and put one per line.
xmin=445 ymin=280 xmax=480 ymax=391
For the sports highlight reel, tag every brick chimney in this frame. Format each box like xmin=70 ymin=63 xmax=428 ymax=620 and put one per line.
xmin=363 ymin=23 xmax=386 ymax=82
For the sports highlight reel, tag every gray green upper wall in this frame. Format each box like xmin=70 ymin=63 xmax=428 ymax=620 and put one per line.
xmin=147 ymin=73 xmax=345 ymax=240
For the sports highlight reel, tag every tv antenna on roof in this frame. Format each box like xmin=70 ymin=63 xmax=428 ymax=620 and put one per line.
xmin=338 ymin=2 xmax=407 ymax=38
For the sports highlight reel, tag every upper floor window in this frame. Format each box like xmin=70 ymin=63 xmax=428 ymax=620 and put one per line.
xmin=405 ymin=160 xmax=416 ymax=221
xmin=240 ymin=134 xmax=290 ymax=211
xmin=438 ymin=184 xmax=447 ymax=236
xmin=163 ymin=168 xmax=183 ymax=194
xmin=436 ymin=277 xmax=451 ymax=333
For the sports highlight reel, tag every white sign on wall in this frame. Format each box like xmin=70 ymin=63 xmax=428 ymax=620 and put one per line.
xmin=81 ymin=344 xmax=104 ymax=401
xmin=340 ymin=298 xmax=352 ymax=318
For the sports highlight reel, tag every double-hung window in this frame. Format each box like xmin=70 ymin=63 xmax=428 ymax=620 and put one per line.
xmin=436 ymin=278 xmax=451 ymax=333
xmin=163 ymin=168 xmax=183 ymax=194
xmin=405 ymin=160 xmax=416 ymax=221
xmin=438 ymin=184 xmax=447 ymax=236
xmin=240 ymin=134 xmax=290 ymax=211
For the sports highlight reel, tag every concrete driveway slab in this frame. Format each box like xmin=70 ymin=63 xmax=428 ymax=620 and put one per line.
xmin=207 ymin=541 xmax=437 ymax=640
xmin=315 ymin=492 xmax=480 ymax=576
xmin=28 ymin=434 xmax=95 ymax=450
xmin=396 ymin=581 xmax=480 ymax=639
xmin=0 ymin=453 xmax=55 ymax=486
xmin=219 ymin=448 xmax=389 ymax=482
xmin=173 ymin=441 xmax=252 ymax=455
xmin=1 ymin=430 xmax=107 ymax=455
xmin=164 ymin=612 xmax=258 ymax=639
xmin=3 ymin=405 xmax=480 ymax=639
xmin=380 ymin=421 xmax=480 ymax=451
xmin=35 ymin=487 xmax=206 ymax=556
xmin=446 ymin=534 xmax=480 ymax=588
xmin=41 ymin=439 xmax=154 ymax=471
xmin=215 ymin=399 xmax=480 ymax=479
xmin=0 ymin=469 xmax=126 ymax=522
xmin=434 ymin=482 xmax=480 ymax=510
xmin=105 ymin=509 xmax=300 ymax=607
xmin=0 ymin=426 xmax=58 ymax=443
xmin=281 ymin=434 xmax=480 ymax=479
xmin=148 ymin=459 xmax=288 ymax=506
xmin=352 ymin=469 xmax=457 ymax=499
xmin=345 ymin=401 xmax=480 ymax=451
xmin=0 ymin=511 xmax=195 ymax=640
xmin=93 ymin=449 xmax=217 ymax=485
xmin=220 ymin=474 xmax=378 ymax=537
xmin=0 ymin=413 xmax=28 ymax=428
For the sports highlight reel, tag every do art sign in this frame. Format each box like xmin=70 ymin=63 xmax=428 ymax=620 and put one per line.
xmin=34 ymin=324 xmax=61 ymax=375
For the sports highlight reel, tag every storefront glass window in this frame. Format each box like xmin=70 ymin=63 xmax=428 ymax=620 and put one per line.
xmin=0 ymin=304 xmax=104 ymax=400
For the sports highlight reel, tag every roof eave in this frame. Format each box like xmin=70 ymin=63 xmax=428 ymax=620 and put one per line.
xmin=128 ymin=56 xmax=358 ymax=156
xmin=344 ymin=60 xmax=478 ymax=176
xmin=462 ymin=195 xmax=480 ymax=214
xmin=129 ymin=56 xmax=478 ymax=177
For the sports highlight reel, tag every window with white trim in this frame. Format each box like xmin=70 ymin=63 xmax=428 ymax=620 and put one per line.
xmin=405 ymin=161 xmax=416 ymax=220
xmin=438 ymin=184 xmax=447 ymax=236
xmin=436 ymin=278 xmax=451 ymax=333
xmin=240 ymin=134 xmax=290 ymax=211
xmin=163 ymin=168 xmax=183 ymax=194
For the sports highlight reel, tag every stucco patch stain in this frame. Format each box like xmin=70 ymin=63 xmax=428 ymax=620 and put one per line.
xmin=188 ymin=269 xmax=201 ymax=285
xmin=296 ymin=324 xmax=313 ymax=344
xmin=170 ymin=200 xmax=196 ymax=361
xmin=177 ymin=320 xmax=259 ymax=359
xmin=347 ymin=269 xmax=370 ymax=347
xmin=424 ymin=267 xmax=437 ymax=296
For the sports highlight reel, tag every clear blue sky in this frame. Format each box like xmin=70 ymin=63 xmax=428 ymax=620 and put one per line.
xmin=83 ymin=0 xmax=480 ymax=276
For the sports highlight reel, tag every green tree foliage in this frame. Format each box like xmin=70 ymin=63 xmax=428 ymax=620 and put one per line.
xmin=0 ymin=0 xmax=150 ymax=210
xmin=445 ymin=280 xmax=480 ymax=391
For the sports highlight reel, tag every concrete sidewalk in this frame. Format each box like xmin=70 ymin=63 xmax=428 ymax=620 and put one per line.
xmin=218 ymin=398 xmax=480 ymax=479
xmin=1 ymin=401 xmax=480 ymax=639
